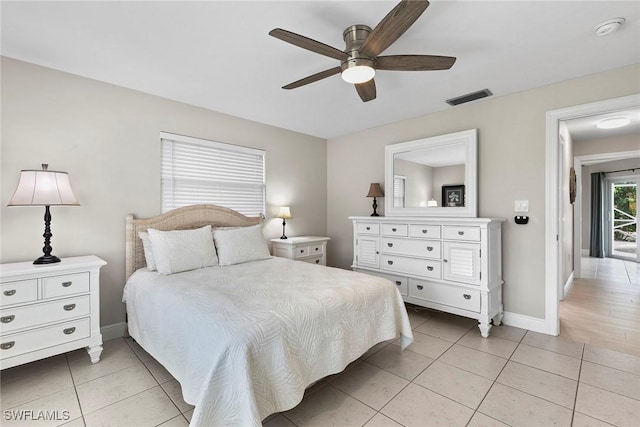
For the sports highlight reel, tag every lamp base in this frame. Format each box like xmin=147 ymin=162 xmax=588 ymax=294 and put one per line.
xmin=33 ymin=254 xmax=61 ymax=265
xmin=280 ymin=235 xmax=288 ymax=239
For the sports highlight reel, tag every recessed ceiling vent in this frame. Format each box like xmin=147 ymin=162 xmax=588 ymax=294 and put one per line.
xmin=446 ymin=89 xmax=493 ymax=106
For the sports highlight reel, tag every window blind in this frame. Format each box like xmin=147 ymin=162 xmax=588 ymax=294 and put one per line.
xmin=393 ymin=175 xmax=405 ymax=208
xmin=161 ymin=134 xmax=265 ymax=217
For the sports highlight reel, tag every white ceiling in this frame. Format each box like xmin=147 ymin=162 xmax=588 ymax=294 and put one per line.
xmin=564 ymin=108 xmax=640 ymax=142
xmin=2 ymin=1 xmax=639 ymax=139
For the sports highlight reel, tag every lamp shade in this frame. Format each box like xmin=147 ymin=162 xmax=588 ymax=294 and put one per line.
xmin=276 ymin=206 xmax=292 ymax=219
xmin=366 ymin=183 xmax=384 ymax=198
xmin=8 ymin=164 xmax=79 ymax=206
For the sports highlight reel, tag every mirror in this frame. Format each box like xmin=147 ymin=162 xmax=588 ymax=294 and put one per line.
xmin=385 ymin=129 xmax=477 ymax=217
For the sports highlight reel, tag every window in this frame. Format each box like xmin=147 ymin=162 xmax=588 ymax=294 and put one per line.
xmin=393 ymin=175 xmax=406 ymax=208
xmin=161 ymin=132 xmax=265 ymax=217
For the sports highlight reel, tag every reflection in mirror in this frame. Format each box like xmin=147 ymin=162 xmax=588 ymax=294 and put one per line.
xmin=385 ymin=129 xmax=477 ymax=217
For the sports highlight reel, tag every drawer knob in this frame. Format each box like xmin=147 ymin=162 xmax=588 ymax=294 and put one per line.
xmin=387 ymin=243 xmax=393 ymax=247
xmin=1 ymin=341 xmax=15 ymax=350
xmin=3 ymin=289 xmax=16 ymax=296
xmin=315 ymin=247 xmax=319 ymax=251
xmin=417 ymin=285 xmax=424 ymax=290
xmin=422 ymin=229 xmax=427 ymax=234
xmin=315 ymin=259 xmax=320 ymax=264
xmin=62 ymin=281 xmax=73 ymax=287
xmin=366 ymin=226 xmax=371 ymax=230
xmin=463 ymin=294 xmax=471 ymax=300
xmin=392 ymin=228 xmax=397 ymax=232
xmin=63 ymin=327 xmax=76 ymax=335
xmin=395 ymin=281 xmax=402 ymax=286
xmin=387 ymin=260 xmax=394 ymax=265
xmin=458 ymin=231 xmax=465 ymax=236
xmin=1 ymin=315 xmax=15 ymax=323
xmin=64 ymin=304 xmax=76 ymax=311
xmin=427 ymin=246 xmax=433 ymax=251
xmin=443 ymin=259 xmax=448 ymax=263
xmin=300 ymin=249 xmax=304 ymax=253
xmin=427 ymin=266 xmax=434 ymax=271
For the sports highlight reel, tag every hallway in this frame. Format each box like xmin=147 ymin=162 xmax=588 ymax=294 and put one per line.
xmin=560 ymin=257 xmax=640 ymax=356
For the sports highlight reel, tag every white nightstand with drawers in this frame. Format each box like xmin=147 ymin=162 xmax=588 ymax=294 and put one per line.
xmin=0 ymin=255 xmax=106 ymax=369
xmin=271 ymin=236 xmax=330 ymax=266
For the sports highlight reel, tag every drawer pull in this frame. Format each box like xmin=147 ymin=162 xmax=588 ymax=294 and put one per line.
xmin=387 ymin=243 xmax=393 ymax=247
xmin=427 ymin=246 xmax=433 ymax=251
xmin=463 ymin=294 xmax=471 ymax=300
xmin=64 ymin=304 xmax=76 ymax=311
xmin=62 ymin=281 xmax=73 ymax=287
xmin=63 ymin=327 xmax=76 ymax=335
xmin=392 ymin=228 xmax=397 ymax=232
xmin=417 ymin=285 xmax=424 ymax=290
xmin=315 ymin=247 xmax=319 ymax=252
xmin=427 ymin=266 xmax=434 ymax=271
xmin=315 ymin=259 xmax=320 ymax=264
xmin=443 ymin=259 xmax=448 ymax=263
xmin=1 ymin=315 xmax=15 ymax=323
xmin=395 ymin=281 xmax=402 ymax=286
xmin=387 ymin=260 xmax=394 ymax=265
xmin=366 ymin=226 xmax=371 ymax=231
xmin=1 ymin=341 xmax=15 ymax=350
xmin=3 ymin=289 xmax=16 ymax=296
xmin=458 ymin=231 xmax=465 ymax=236
xmin=422 ymin=229 xmax=428 ymax=234
xmin=300 ymin=249 xmax=304 ymax=253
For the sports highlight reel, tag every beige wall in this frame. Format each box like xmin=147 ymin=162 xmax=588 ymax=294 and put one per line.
xmin=1 ymin=57 xmax=327 ymax=328
xmin=327 ymin=64 xmax=640 ymax=319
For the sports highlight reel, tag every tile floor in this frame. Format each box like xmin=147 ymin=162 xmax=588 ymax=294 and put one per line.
xmin=2 ymin=308 xmax=639 ymax=426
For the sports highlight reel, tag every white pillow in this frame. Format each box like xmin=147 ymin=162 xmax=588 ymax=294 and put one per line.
xmin=147 ymin=225 xmax=219 ymax=274
xmin=213 ymin=224 xmax=271 ymax=266
xmin=138 ymin=231 xmax=156 ymax=271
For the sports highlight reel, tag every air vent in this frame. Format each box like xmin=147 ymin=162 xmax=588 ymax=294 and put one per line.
xmin=446 ymin=89 xmax=493 ymax=106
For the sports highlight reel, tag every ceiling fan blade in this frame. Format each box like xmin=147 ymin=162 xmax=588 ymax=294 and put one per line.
xmin=355 ymin=79 xmax=377 ymax=102
xmin=376 ymin=54 xmax=456 ymax=71
xmin=360 ymin=0 xmax=429 ymax=58
xmin=282 ymin=66 xmax=342 ymax=89
xmin=269 ymin=28 xmax=349 ymax=61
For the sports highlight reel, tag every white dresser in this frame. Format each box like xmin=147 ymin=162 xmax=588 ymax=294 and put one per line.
xmin=350 ymin=216 xmax=504 ymax=337
xmin=0 ymin=256 xmax=106 ymax=369
xmin=271 ymin=236 xmax=330 ymax=266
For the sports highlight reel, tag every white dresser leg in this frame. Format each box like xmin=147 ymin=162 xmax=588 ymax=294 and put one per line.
xmin=478 ymin=322 xmax=492 ymax=338
xmin=87 ymin=344 xmax=103 ymax=364
xmin=493 ymin=311 xmax=504 ymax=326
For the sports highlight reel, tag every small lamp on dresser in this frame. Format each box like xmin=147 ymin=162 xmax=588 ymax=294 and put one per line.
xmin=366 ymin=183 xmax=384 ymax=216
xmin=7 ymin=164 xmax=80 ymax=264
xmin=277 ymin=206 xmax=292 ymax=239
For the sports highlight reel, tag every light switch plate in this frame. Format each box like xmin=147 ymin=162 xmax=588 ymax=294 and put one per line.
xmin=515 ymin=200 xmax=529 ymax=212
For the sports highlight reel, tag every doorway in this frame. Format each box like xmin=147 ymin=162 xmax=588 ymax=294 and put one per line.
xmin=608 ymin=176 xmax=638 ymax=261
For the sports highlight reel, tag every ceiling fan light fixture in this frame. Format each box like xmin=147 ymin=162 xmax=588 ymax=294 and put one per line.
xmin=596 ymin=116 xmax=630 ymax=129
xmin=341 ymin=57 xmax=375 ymax=84
xmin=593 ymin=17 xmax=625 ymax=36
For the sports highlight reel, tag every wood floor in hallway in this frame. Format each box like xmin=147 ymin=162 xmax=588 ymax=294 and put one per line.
xmin=560 ymin=257 xmax=640 ymax=357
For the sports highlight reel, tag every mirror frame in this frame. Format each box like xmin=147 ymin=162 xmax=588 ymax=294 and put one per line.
xmin=384 ymin=128 xmax=478 ymax=217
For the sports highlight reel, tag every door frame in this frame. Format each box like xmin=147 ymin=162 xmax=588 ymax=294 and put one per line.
xmin=545 ymin=93 xmax=640 ymax=336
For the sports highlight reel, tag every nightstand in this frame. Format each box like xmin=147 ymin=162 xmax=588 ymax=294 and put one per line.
xmin=271 ymin=236 xmax=330 ymax=266
xmin=0 ymin=255 xmax=106 ymax=369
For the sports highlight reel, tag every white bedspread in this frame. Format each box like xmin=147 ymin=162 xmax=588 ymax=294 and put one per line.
xmin=123 ymin=257 xmax=413 ymax=426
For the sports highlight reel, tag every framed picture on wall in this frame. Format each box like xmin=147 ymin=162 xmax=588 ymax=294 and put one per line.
xmin=442 ymin=185 xmax=465 ymax=207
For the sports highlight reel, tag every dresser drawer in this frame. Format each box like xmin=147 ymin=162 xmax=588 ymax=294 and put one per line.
xmin=1 ymin=295 xmax=90 ymax=334
xmin=380 ymin=224 xmax=408 ymax=237
xmin=1 ymin=279 xmax=37 ymax=307
xmin=302 ymin=255 xmax=323 ymax=265
xmin=409 ymin=225 xmax=441 ymax=239
xmin=356 ymin=223 xmax=380 ymax=235
xmin=409 ymin=279 xmax=480 ymax=312
xmin=42 ymin=273 xmax=90 ymax=299
xmin=381 ymin=255 xmax=441 ymax=279
xmin=294 ymin=245 xmax=310 ymax=258
xmin=309 ymin=243 xmax=325 ymax=256
xmin=381 ymin=238 xmax=441 ymax=259
xmin=443 ymin=226 xmax=481 ymax=241
xmin=0 ymin=317 xmax=91 ymax=360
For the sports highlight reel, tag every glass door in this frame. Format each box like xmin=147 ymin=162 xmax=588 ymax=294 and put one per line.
xmin=609 ymin=178 xmax=638 ymax=261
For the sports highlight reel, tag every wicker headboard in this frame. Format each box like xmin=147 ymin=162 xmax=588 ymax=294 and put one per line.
xmin=125 ymin=204 xmax=262 ymax=280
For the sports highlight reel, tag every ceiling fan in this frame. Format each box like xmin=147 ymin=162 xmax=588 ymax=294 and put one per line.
xmin=269 ymin=0 xmax=456 ymax=102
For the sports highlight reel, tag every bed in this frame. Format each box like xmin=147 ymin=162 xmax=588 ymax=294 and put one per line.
xmin=122 ymin=204 xmax=413 ymax=426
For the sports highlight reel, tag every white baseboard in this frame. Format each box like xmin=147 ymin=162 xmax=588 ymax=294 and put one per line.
xmin=502 ymin=311 xmax=549 ymax=335
xmin=562 ymin=271 xmax=575 ymax=300
xmin=101 ymin=322 xmax=127 ymax=341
